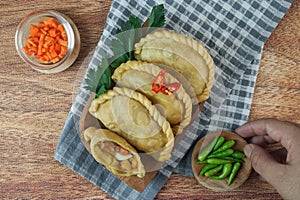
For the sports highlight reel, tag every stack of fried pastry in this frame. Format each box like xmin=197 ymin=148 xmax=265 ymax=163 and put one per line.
xmin=84 ymin=30 xmax=214 ymax=178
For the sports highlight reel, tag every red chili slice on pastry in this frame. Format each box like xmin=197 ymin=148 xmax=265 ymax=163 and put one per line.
xmin=161 ymin=82 xmax=181 ymax=95
xmin=152 ymin=69 xmax=181 ymax=95
xmin=152 ymin=69 xmax=166 ymax=93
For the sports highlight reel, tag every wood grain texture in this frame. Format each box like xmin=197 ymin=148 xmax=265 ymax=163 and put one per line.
xmin=0 ymin=0 xmax=299 ymax=200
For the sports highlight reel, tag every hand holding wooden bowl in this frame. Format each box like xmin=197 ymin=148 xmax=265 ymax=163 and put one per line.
xmin=192 ymin=130 xmax=252 ymax=191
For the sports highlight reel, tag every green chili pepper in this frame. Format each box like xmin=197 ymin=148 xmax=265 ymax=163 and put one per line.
xmin=208 ymin=149 xmax=234 ymax=158
xmin=212 ymin=136 xmax=225 ymax=151
xmin=196 ymin=160 xmax=208 ymax=164
xmin=223 ymin=156 xmax=244 ymax=163
xmin=210 ymin=163 xmax=232 ymax=180
xmin=199 ymin=164 xmax=218 ymax=176
xmin=197 ymin=136 xmax=219 ymax=161
xmin=204 ymin=165 xmax=223 ymax=177
xmin=228 ymin=162 xmax=241 ymax=185
xmin=231 ymin=151 xmax=245 ymax=159
xmin=212 ymin=140 xmax=235 ymax=154
xmin=206 ymin=158 xmax=235 ymax=164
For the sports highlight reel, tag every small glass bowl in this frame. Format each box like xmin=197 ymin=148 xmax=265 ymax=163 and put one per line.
xmin=15 ymin=10 xmax=80 ymax=73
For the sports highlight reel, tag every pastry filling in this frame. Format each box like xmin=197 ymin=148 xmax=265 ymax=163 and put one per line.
xmin=98 ymin=141 xmax=138 ymax=171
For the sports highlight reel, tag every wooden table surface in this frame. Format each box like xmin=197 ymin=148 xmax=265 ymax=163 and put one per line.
xmin=1 ymin=1 xmax=299 ymax=199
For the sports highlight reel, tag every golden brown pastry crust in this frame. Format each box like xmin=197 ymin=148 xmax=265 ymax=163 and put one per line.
xmin=84 ymin=127 xmax=146 ymax=178
xmin=89 ymin=87 xmax=174 ymax=162
xmin=112 ymin=60 xmax=192 ymax=135
xmin=134 ymin=29 xmax=214 ymax=103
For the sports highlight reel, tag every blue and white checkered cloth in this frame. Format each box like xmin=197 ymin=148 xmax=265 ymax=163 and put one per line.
xmin=54 ymin=0 xmax=293 ymax=199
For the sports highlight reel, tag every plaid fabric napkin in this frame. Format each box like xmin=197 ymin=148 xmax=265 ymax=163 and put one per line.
xmin=54 ymin=0 xmax=292 ymax=199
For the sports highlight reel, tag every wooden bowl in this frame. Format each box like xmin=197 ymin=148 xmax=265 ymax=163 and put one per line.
xmin=191 ymin=130 xmax=252 ymax=191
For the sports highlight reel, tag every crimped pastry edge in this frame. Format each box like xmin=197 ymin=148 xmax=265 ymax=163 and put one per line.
xmin=112 ymin=60 xmax=193 ymax=135
xmin=89 ymin=87 xmax=175 ymax=162
xmin=134 ymin=29 xmax=215 ymax=103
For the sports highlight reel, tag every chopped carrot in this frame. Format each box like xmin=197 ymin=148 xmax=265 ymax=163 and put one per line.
xmin=48 ymin=28 xmax=56 ymax=37
xmin=31 ymin=37 xmax=39 ymax=43
xmin=57 ymin=24 xmax=67 ymax=40
xmin=42 ymin=54 xmax=50 ymax=62
xmin=54 ymin=43 xmax=61 ymax=53
xmin=119 ymin=148 xmax=129 ymax=155
xmin=42 ymin=48 xmax=47 ymax=53
xmin=44 ymin=18 xmax=58 ymax=28
xmin=38 ymin=21 xmax=45 ymax=28
xmin=49 ymin=44 xmax=54 ymax=51
xmin=50 ymin=49 xmax=58 ymax=58
xmin=30 ymin=24 xmax=39 ymax=37
xmin=23 ymin=46 xmax=32 ymax=56
xmin=27 ymin=38 xmax=37 ymax=47
xmin=43 ymin=26 xmax=50 ymax=31
xmin=57 ymin=24 xmax=65 ymax=33
xmin=58 ymin=38 xmax=68 ymax=47
xmin=40 ymin=28 xmax=47 ymax=35
xmin=37 ymin=34 xmax=45 ymax=56
xmin=52 ymin=57 xmax=60 ymax=63
xmin=46 ymin=52 xmax=52 ymax=59
xmin=59 ymin=46 xmax=67 ymax=58
xmin=29 ymin=46 xmax=37 ymax=53
xmin=23 ymin=17 xmax=68 ymax=63
xmin=131 ymin=160 xmax=138 ymax=169
xmin=43 ymin=36 xmax=54 ymax=48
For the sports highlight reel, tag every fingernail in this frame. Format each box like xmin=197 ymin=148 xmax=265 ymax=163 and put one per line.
xmin=244 ymin=144 xmax=253 ymax=158
xmin=235 ymin=127 xmax=241 ymax=132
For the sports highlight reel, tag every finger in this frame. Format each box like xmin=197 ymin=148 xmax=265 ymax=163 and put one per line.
xmin=244 ymin=144 xmax=286 ymax=185
xmin=236 ymin=119 xmax=300 ymax=151
xmin=270 ymin=148 xmax=287 ymax=164
xmin=249 ymin=135 xmax=277 ymax=147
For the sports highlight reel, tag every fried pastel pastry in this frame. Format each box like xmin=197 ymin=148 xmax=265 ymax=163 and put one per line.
xmin=134 ymin=29 xmax=214 ymax=104
xmin=84 ymin=127 xmax=146 ymax=178
xmin=89 ymin=87 xmax=174 ymax=162
xmin=112 ymin=60 xmax=192 ymax=135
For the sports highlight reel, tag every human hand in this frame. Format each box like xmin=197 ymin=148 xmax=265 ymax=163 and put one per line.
xmin=235 ymin=119 xmax=300 ymax=200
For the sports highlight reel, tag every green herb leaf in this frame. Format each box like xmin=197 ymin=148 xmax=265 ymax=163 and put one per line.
xmin=109 ymin=54 xmax=128 ymax=69
xmin=110 ymin=39 xmax=127 ymax=56
xmin=96 ymin=84 xmax=106 ymax=98
xmin=84 ymin=4 xmax=165 ymax=97
xmin=117 ymin=16 xmax=142 ymax=33
xmin=110 ymin=39 xmax=129 ymax=68
xmin=83 ymin=67 xmax=99 ymax=93
xmin=147 ymin=4 xmax=165 ymax=32
xmin=101 ymin=64 xmax=111 ymax=89
xmin=116 ymin=16 xmax=142 ymax=60
xmin=83 ymin=51 xmax=112 ymax=98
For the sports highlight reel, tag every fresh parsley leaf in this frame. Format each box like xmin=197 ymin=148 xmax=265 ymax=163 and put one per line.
xmin=95 ymin=85 xmax=106 ymax=98
xmin=83 ymin=67 xmax=99 ymax=93
xmin=110 ymin=39 xmax=127 ymax=56
xmin=83 ymin=51 xmax=112 ymax=98
xmin=147 ymin=4 xmax=165 ymax=32
xmin=116 ymin=16 xmax=142 ymax=33
xmin=110 ymin=38 xmax=129 ymax=67
xmin=110 ymin=54 xmax=128 ymax=69
xmin=101 ymin=65 xmax=111 ymax=89
xmin=116 ymin=16 xmax=142 ymax=60
xmin=84 ymin=4 xmax=166 ymax=97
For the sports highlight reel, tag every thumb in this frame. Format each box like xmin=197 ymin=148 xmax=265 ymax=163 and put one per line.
xmin=244 ymin=144 xmax=285 ymax=184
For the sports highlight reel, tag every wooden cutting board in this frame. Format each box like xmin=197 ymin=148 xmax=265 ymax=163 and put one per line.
xmin=79 ymin=93 xmax=204 ymax=192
